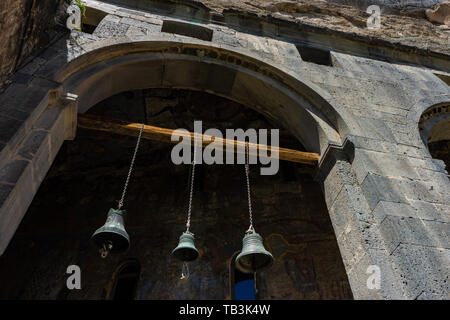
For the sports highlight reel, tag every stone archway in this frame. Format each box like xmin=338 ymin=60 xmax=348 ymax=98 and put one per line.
xmin=418 ymin=103 xmax=450 ymax=169
xmin=59 ymin=39 xmax=351 ymax=154
xmin=408 ymin=95 xmax=450 ymax=169
xmin=0 ymin=37 xmax=353 ymax=248
xmin=0 ymin=37 xmax=355 ymax=289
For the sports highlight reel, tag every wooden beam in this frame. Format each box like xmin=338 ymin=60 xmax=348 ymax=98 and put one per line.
xmin=77 ymin=114 xmax=320 ymax=165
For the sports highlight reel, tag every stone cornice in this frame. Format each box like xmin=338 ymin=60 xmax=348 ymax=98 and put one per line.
xmin=92 ymin=0 xmax=450 ymax=72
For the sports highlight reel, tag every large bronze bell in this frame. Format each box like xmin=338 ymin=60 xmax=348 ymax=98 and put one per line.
xmin=235 ymin=229 xmax=274 ymax=273
xmin=91 ymin=208 xmax=130 ymax=258
xmin=172 ymin=231 xmax=199 ymax=262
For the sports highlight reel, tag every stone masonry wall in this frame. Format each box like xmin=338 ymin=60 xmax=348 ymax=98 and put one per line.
xmin=0 ymin=0 xmax=448 ymax=299
xmin=0 ymin=0 xmax=66 ymax=87
xmin=1 ymin=0 xmax=448 ymax=87
xmin=101 ymin=0 xmax=450 ymax=55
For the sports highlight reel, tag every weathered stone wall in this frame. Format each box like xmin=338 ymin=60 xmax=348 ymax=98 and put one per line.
xmin=1 ymin=0 xmax=448 ymax=87
xmin=0 ymin=0 xmax=448 ymax=300
xmin=328 ymin=0 xmax=444 ymax=12
xmin=101 ymin=0 xmax=450 ymax=55
xmin=0 ymin=0 xmax=66 ymax=87
xmin=0 ymin=89 xmax=352 ymax=300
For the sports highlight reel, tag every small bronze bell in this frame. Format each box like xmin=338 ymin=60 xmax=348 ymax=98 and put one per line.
xmin=235 ymin=228 xmax=274 ymax=273
xmin=172 ymin=231 xmax=199 ymax=262
xmin=91 ymin=208 xmax=130 ymax=258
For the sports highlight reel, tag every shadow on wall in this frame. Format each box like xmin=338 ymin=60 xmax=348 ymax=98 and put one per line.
xmin=0 ymin=0 xmax=69 ymax=87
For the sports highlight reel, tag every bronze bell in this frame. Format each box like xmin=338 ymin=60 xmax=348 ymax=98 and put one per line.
xmin=172 ymin=231 xmax=199 ymax=262
xmin=91 ymin=208 xmax=130 ymax=258
xmin=235 ymin=229 xmax=274 ymax=273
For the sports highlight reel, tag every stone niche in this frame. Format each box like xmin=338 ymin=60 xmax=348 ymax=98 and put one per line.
xmin=0 ymin=88 xmax=352 ymax=300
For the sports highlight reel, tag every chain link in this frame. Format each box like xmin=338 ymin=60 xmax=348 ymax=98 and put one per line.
xmin=186 ymin=137 xmax=197 ymax=232
xmin=118 ymin=123 xmax=145 ymax=210
xmin=245 ymin=142 xmax=253 ymax=231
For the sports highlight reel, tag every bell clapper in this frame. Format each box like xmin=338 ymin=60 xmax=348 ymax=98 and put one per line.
xmin=180 ymin=262 xmax=190 ymax=280
xmin=100 ymin=241 xmax=113 ymax=258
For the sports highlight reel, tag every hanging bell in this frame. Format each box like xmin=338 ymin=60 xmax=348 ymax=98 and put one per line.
xmin=235 ymin=229 xmax=274 ymax=274
xmin=91 ymin=208 xmax=130 ymax=258
xmin=172 ymin=231 xmax=199 ymax=262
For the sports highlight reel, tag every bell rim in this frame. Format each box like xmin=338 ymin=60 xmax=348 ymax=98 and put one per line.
xmin=235 ymin=250 xmax=274 ymax=273
xmin=171 ymin=230 xmax=199 ymax=262
xmin=91 ymin=225 xmax=130 ymax=239
xmin=91 ymin=227 xmax=130 ymax=253
xmin=171 ymin=246 xmax=199 ymax=262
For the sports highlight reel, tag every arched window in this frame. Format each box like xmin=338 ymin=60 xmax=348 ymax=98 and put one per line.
xmin=229 ymin=253 xmax=256 ymax=300
xmin=108 ymin=260 xmax=140 ymax=300
xmin=419 ymin=103 xmax=450 ymax=172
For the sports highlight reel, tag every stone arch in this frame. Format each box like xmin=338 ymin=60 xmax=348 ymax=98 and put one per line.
xmin=408 ymin=94 xmax=450 ymax=170
xmin=57 ymin=39 xmax=355 ymax=154
xmin=0 ymin=37 xmax=356 ymax=257
xmin=418 ymin=101 xmax=450 ymax=172
xmin=408 ymin=94 xmax=450 ymax=160
xmin=105 ymin=259 xmax=141 ymax=300
xmin=419 ymin=103 xmax=450 ymax=146
xmin=59 ymin=39 xmax=358 ymax=299
xmin=0 ymin=37 xmax=361 ymax=298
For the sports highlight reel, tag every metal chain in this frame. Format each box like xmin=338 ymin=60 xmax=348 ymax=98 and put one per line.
xmin=117 ymin=123 xmax=145 ymax=210
xmin=245 ymin=142 xmax=253 ymax=231
xmin=186 ymin=138 xmax=197 ymax=232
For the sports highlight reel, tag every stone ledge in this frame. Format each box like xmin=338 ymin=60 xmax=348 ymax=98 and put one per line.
xmin=372 ymin=201 xmax=418 ymax=224
xmin=362 ymin=173 xmax=447 ymax=211
xmin=380 ymin=216 xmax=450 ymax=254
xmin=352 ymin=148 xmax=420 ymax=185
xmin=348 ymin=135 xmax=432 ymax=160
xmin=409 ymin=200 xmax=450 ymax=223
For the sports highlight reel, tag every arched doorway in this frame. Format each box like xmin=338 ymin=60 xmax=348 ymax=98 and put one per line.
xmin=105 ymin=259 xmax=141 ymax=300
